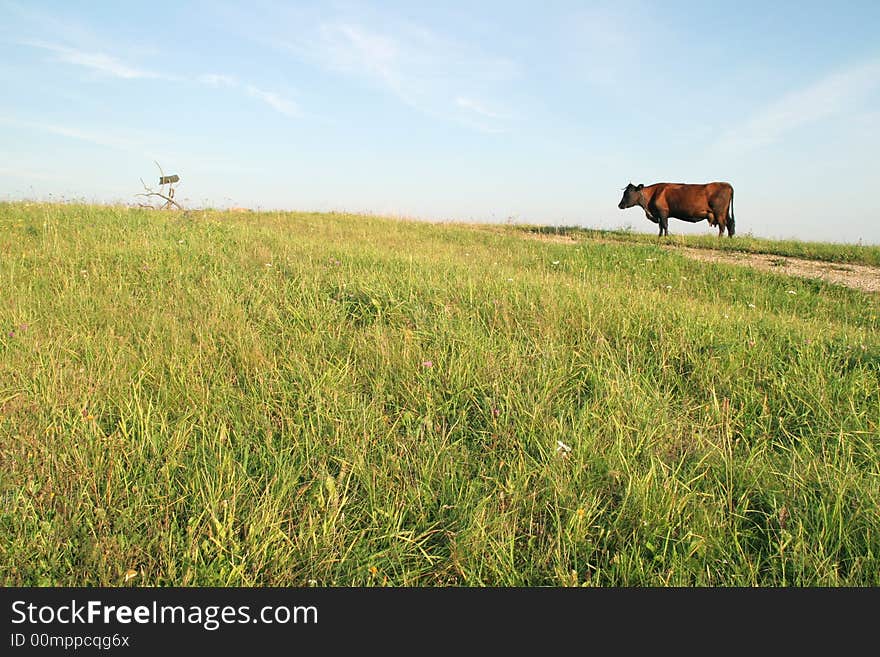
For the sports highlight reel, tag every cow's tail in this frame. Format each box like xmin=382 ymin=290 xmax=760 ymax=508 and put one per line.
xmin=727 ymin=186 xmax=736 ymax=237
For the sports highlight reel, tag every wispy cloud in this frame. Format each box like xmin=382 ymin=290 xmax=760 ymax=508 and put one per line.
xmin=269 ymin=15 xmax=517 ymax=131
xmin=320 ymin=23 xmax=399 ymax=78
xmin=301 ymin=21 xmax=424 ymax=110
xmin=455 ymin=97 xmax=511 ymax=121
xmin=21 ymin=40 xmax=169 ymax=80
xmin=0 ymin=115 xmax=143 ymax=152
xmin=21 ymin=38 xmax=302 ymax=120
xmin=245 ymin=85 xmax=301 ymax=118
xmin=0 ymin=165 xmax=65 ymax=182
xmin=716 ymin=58 xmax=880 ymax=154
xmin=197 ymin=73 xmax=304 ymax=119
xmin=17 ymin=6 xmax=510 ymax=129
xmin=199 ymin=73 xmax=238 ymax=87
xmin=564 ymin=6 xmax=654 ymax=87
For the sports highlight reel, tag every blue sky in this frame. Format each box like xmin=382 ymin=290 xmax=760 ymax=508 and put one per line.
xmin=2 ymin=1 xmax=879 ymax=243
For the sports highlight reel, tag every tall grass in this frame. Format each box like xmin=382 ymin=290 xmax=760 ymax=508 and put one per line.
xmin=1 ymin=202 xmax=877 ymax=586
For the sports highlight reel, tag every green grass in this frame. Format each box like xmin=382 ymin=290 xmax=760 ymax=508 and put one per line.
xmin=516 ymin=224 xmax=880 ymax=266
xmin=1 ymin=201 xmax=878 ymax=586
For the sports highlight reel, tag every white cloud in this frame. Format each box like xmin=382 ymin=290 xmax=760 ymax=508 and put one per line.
xmin=455 ymin=97 xmax=511 ymax=121
xmin=0 ymin=164 xmax=64 ymax=182
xmin=0 ymin=115 xmax=143 ymax=152
xmin=21 ymin=40 xmax=169 ymax=80
xmin=245 ymin=85 xmax=301 ymax=118
xmin=564 ymin=6 xmax=653 ymax=87
xmin=716 ymin=58 xmax=880 ymax=154
xmin=308 ymin=22 xmax=419 ymax=109
xmin=18 ymin=38 xmax=301 ymax=119
xmin=195 ymin=73 xmax=302 ymax=119
xmin=199 ymin=73 xmax=238 ymax=87
xmin=57 ymin=49 xmax=162 ymax=79
xmin=321 ymin=23 xmax=399 ymax=76
xmin=271 ymin=16 xmax=516 ymax=131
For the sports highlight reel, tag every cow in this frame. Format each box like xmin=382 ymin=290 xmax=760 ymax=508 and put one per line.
xmin=618 ymin=181 xmax=735 ymax=237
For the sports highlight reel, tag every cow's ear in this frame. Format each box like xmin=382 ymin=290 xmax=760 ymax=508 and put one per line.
xmin=637 ymin=184 xmax=643 ymax=190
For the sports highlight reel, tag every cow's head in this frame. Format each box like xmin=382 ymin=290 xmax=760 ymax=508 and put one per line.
xmin=618 ymin=183 xmax=643 ymax=209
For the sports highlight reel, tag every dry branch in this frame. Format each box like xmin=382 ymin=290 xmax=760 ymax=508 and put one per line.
xmin=135 ymin=161 xmax=183 ymax=210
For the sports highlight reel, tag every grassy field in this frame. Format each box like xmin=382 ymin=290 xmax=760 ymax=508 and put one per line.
xmin=1 ymin=201 xmax=878 ymax=586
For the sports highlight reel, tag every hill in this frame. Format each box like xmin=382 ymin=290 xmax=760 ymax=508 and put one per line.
xmin=1 ymin=202 xmax=877 ymax=585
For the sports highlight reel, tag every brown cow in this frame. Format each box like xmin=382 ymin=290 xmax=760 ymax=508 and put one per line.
xmin=618 ymin=182 xmax=735 ymax=237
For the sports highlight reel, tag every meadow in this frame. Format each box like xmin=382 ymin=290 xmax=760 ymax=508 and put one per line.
xmin=1 ymin=202 xmax=877 ymax=586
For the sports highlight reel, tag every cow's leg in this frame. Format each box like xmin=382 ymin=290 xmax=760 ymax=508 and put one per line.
xmin=659 ymin=213 xmax=669 ymax=237
xmin=710 ymin=204 xmax=726 ymax=237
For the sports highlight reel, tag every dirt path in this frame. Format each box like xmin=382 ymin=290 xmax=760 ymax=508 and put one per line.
xmin=666 ymin=246 xmax=880 ymax=293
xmin=517 ymin=230 xmax=880 ymax=293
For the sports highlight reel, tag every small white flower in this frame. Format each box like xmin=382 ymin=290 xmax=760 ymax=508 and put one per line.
xmin=265 ymin=263 xmax=273 ymax=267
xmin=556 ymin=440 xmax=572 ymax=455
xmin=665 ymin=285 xmax=672 ymax=289
xmin=787 ymin=290 xmax=796 ymax=295
xmin=178 ymin=239 xmax=184 ymax=244
xmin=645 ymin=258 xmax=656 ymax=262
xmin=552 ymin=260 xmax=560 ymax=265
xmin=748 ymin=303 xmax=756 ymax=308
